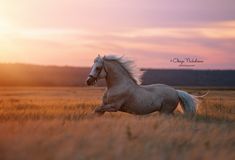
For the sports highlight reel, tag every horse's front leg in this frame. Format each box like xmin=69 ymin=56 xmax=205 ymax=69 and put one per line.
xmin=95 ymin=91 xmax=124 ymax=114
xmin=94 ymin=106 xmax=105 ymax=115
xmin=99 ymin=104 xmax=120 ymax=112
xmin=95 ymin=102 xmax=122 ymax=114
xmin=94 ymin=90 xmax=108 ymax=115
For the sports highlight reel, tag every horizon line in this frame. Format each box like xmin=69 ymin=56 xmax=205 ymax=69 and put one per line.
xmin=0 ymin=62 xmax=235 ymax=71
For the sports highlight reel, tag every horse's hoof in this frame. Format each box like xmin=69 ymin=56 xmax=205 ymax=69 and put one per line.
xmin=94 ymin=111 xmax=105 ymax=116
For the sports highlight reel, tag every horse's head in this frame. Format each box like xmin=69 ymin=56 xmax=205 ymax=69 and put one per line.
xmin=86 ymin=55 xmax=107 ymax=86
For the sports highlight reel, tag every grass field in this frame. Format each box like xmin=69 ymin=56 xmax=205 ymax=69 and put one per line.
xmin=0 ymin=87 xmax=234 ymax=160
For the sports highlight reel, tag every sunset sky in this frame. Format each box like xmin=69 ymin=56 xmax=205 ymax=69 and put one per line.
xmin=0 ymin=0 xmax=235 ymax=69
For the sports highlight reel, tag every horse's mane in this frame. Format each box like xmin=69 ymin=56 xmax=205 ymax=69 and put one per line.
xmin=103 ymin=55 xmax=143 ymax=85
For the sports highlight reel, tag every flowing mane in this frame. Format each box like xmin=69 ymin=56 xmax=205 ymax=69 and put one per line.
xmin=103 ymin=55 xmax=143 ymax=85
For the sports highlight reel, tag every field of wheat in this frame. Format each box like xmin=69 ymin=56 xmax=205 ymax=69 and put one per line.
xmin=0 ymin=87 xmax=234 ymax=160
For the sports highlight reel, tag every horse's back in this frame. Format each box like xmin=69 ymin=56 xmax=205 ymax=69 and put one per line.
xmin=141 ymin=84 xmax=177 ymax=96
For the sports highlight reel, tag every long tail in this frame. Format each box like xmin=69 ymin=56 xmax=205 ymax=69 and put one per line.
xmin=194 ymin=91 xmax=209 ymax=99
xmin=177 ymin=90 xmax=199 ymax=115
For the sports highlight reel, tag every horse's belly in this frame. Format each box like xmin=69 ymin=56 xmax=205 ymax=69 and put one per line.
xmin=120 ymin=105 xmax=160 ymax=115
xmin=120 ymin=96 xmax=162 ymax=115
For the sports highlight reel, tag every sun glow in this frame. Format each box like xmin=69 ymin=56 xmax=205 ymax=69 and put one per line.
xmin=0 ymin=18 xmax=12 ymax=34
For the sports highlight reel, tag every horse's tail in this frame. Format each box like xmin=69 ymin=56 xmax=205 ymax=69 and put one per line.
xmin=177 ymin=90 xmax=199 ymax=115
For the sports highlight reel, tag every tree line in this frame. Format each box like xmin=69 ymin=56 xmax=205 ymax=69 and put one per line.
xmin=0 ymin=63 xmax=234 ymax=87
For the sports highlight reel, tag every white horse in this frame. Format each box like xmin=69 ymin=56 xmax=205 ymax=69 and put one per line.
xmin=86 ymin=55 xmax=200 ymax=116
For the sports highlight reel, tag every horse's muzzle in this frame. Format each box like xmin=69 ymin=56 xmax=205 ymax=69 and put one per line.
xmin=86 ymin=76 xmax=97 ymax=86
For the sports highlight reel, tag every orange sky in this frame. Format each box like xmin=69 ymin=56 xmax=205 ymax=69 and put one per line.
xmin=0 ymin=0 xmax=235 ymax=69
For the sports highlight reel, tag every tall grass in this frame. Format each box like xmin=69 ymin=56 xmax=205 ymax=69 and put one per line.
xmin=0 ymin=87 xmax=234 ymax=160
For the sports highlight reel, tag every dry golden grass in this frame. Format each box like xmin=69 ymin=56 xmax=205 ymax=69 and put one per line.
xmin=0 ymin=87 xmax=234 ymax=160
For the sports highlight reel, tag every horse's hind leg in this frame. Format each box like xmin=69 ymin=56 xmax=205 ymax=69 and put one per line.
xmin=159 ymin=100 xmax=178 ymax=115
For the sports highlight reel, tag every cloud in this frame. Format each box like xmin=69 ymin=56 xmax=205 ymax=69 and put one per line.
xmin=1 ymin=0 xmax=235 ymax=29
xmin=0 ymin=20 xmax=234 ymax=69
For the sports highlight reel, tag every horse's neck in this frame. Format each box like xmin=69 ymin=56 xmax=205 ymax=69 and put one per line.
xmin=105 ymin=61 xmax=136 ymax=89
